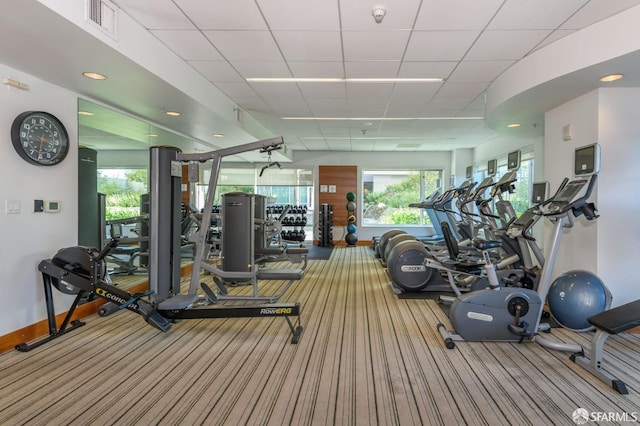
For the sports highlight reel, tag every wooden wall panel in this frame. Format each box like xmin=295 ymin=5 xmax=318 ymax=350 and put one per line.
xmin=318 ymin=165 xmax=358 ymax=227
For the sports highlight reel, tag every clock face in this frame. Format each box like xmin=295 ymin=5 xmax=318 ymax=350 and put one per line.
xmin=11 ymin=111 xmax=69 ymax=166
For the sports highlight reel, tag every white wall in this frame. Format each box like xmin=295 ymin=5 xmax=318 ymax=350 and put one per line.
xmin=596 ymin=88 xmax=640 ymax=306
xmin=0 ymin=64 xmax=79 ymax=336
xmin=544 ymin=88 xmax=640 ymax=306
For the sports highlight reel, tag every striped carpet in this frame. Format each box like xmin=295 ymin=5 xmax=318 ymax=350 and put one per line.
xmin=0 ymin=246 xmax=638 ymax=425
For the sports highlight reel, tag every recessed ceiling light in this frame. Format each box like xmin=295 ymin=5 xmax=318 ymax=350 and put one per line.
xmin=146 ymin=133 xmax=159 ymax=137
xmin=82 ymin=72 xmax=107 ymax=80
xmin=247 ymin=77 xmax=444 ymax=83
xmin=599 ymin=74 xmax=624 ymax=82
xmin=165 ymin=111 xmax=181 ymax=116
xmin=282 ymin=116 xmax=482 ymax=121
xmin=78 ymin=111 xmax=94 ymax=116
xmin=507 ymin=123 xmax=521 ymax=128
xmin=213 ymin=133 xmax=225 ymax=138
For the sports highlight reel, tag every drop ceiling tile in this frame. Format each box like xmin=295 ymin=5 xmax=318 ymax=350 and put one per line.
xmin=389 ymin=83 xmax=441 ymax=101
xmin=249 ymin=82 xmax=303 ymax=98
xmin=175 ymin=0 xmax=267 ymax=30
xmin=488 ymin=0 xmax=585 ymax=30
xmin=257 ymin=0 xmax=340 ymax=30
xmin=397 ymin=61 xmax=458 ymax=78
xmin=188 ymin=60 xmax=244 ymax=82
xmin=339 ymin=0 xmax=422 ymax=30
xmin=288 ymin=61 xmax=345 ymax=78
xmin=267 ymin=98 xmax=311 ymax=116
xmin=232 ymin=61 xmax=292 ymax=79
xmin=404 ymin=31 xmax=480 ymax=61
xmin=213 ymin=82 xmax=259 ymax=98
xmin=114 ymin=0 xmax=195 ymax=29
xmin=298 ymin=82 xmax=347 ymax=99
xmin=414 ymin=0 xmax=504 ymax=30
xmin=561 ymin=0 xmax=640 ymax=29
xmin=465 ymin=30 xmax=552 ymax=61
xmin=344 ymin=61 xmax=401 ymax=78
xmin=151 ymin=30 xmax=223 ymax=60
xmin=273 ymin=31 xmax=343 ymax=61
xmin=346 ymin=82 xmax=394 ymax=99
xmin=436 ymin=81 xmax=488 ymax=98
xmin=447 ymin=60 xmax=514 ymax=82
xmin=342 ymin=31 xmax=411 ymax=61
xmin=533 ymin=30 xmax=576 ymax=52
xmin=203 ymin=31 xmax=282 ymax=61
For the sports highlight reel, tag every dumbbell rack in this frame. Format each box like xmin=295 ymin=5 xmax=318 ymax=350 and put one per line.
xmin=268 ymin=205 xmax=308 ymax=243
xmin=318 ymin=203 xmax=333 ymax=247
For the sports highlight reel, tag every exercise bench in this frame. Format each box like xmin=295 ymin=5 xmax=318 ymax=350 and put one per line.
xmin=571 ymin=299 xmax=640 ymax=394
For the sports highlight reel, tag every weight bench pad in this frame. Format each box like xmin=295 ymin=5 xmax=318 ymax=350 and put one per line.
xmin=255 ymin=247 xmax=285 ymax=255
xmin=286 ymin=247 xmax=309 ymax=255
xmin=256 ymin=269 xmax=304 ymax=281
xmin=588 ymin=299 xmax=640 ymax=334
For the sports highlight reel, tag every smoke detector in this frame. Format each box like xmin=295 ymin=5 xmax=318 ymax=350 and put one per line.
xmin=372 ymin=7 xmax=386 ymax=24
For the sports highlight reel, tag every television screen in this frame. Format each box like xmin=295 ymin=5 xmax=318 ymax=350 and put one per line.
xmin=487 ymin=159 xmax=497 ymax=177
xmin=507 ymin=150 xmax=521 ymax=171
xmin=574 ymin=143 xmax=601 ymax=176
xmin=531 ymin=181 xmax=549 ymax=205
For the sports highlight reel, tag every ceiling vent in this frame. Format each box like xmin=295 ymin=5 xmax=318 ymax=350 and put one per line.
xmin=86 ymin=0 xmax=117 ymax=38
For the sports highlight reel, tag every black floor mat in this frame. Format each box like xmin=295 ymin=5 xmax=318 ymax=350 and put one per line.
xmin=307 ymin=245 xmax=333 ymax=260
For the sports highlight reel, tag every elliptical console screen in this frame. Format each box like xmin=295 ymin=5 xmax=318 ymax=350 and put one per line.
xmin=574 ymin=143 xmax=601 ymax=176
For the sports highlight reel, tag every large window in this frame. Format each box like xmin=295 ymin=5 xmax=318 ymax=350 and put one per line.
xmin=195 ymin=167 xmax=313 ymax=209
xmin=362 ymin=170 xmax=443 ymax=226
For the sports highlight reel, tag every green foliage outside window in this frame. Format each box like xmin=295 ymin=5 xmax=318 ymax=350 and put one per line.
xmin=98 ymin=169 xmax=148 ymax=221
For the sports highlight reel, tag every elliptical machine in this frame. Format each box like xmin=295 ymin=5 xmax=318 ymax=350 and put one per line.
xmin=438 ymin=172 xmax=601 ymax=344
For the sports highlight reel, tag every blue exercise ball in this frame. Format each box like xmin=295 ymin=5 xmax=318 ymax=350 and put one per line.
xmin=547 ymin=270 xmax=611 ymax=332
xmin=347 ymin=223 xmax=357 ymax=234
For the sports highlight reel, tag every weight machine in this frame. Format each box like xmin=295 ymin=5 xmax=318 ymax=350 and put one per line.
xmin=17 ymin=137 xmax=304 ymax=352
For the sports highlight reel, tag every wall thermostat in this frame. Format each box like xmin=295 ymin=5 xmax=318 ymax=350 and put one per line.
xmin=44 ymin=200 xmax=61 ymax=213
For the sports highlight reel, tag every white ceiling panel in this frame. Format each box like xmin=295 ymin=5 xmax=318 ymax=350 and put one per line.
xmin=414 ymin=0 xmax=504 ymax=30
xmin=560 ymin=0 xmax=640 ymax=29
xmin=298 ymin=82 xmax=347 ymax=99
xmin=404 ymin=31 xmax=480 ymax=61
xmin=345 ymin=61 xmax=401 ymax=78
xmin=248 ymin=82 xmax=304 ymax=99
xmin=113 ymin=0 xmax=195 ymax=29
xmin=188 ymin=60 xmax=244 ymax=82
xmin=174 ymin=0 xmax=267 ymax=30
xmin=273 ymin=31 xmax=343 ymax=61
xmin=346 ymin=82 xmax=395 ymax=100
xmin=488 ymin=0 xmax=586 ymax=30
xmin=389 ymin=82 xmax=442 ymax=100
xmin=447 ymin=60 xmax=514 ymax=83
xmin=203 ymin=31 xmax=282 ymax=61
xmin=267 ymin=98 xmax=312 ymax=115
xmin=257 ymin=0 xmax=340 ymax=30
xmin=436 ymin=81 xmax=488 ymax=98
xmin=151 ymin=30 xmax=224 ymax=61
xmin=342 ymin=31 xmax=411 ymax=61
xmin=397 ymin=61 xmax=458 ymax=79
xmin=232 ymin=61 xmax=292 ymax=79
xmin=465 ymin=30 xmax=553 ymax=61
xmin=288 ymin=61 xmax=345 ymax=78
xmin=532 ymin=30 xmax=576 ymax=53
xmin=213 ymin=82 xmax=259 ymax=98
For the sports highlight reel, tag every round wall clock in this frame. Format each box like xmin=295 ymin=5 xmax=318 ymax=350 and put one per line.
xmin=11 ymin=111 xmax=70 ymax=166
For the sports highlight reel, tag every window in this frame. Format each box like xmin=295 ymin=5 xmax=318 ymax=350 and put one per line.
xmin=362 ymin=170 xmax=443 ymax=226
xmin=98 ymin=168 xmax=148 ymax=220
